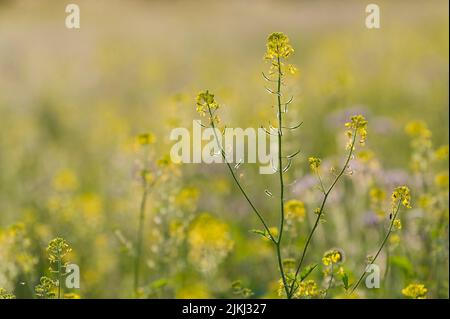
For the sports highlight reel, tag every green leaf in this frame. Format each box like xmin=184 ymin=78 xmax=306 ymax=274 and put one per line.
xmin=300 ymin=263 xmax=318 ymax=281
xmin=150 ymin=278 xmax=168 ymax=289
xmin=341 ymin=273 xmax=349 ymax=290
xmin=250 ymin=229 xmax=269 ymax=239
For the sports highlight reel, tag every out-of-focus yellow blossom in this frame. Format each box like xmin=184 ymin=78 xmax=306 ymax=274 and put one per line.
xmin=357 ymin=149 xmax=375 ymax=162
xmin=402 ymin=283 xmax=427 ymax=299
xmin=53 ymin=169 xmax=78 ymax=192
xmin=287 ymin=64 xmax=298 ymax=75
xmin=434 ymin=145 xmax=449 ymax=160
xmin=64 ymin=293 xmax=81 ymax=299
xmin=285 ymin=199 xmax=306 ymax=222
xmin=345 ymin=115 xmax=368 ymax=147
xmin=393 ymin=219 xmax=402 ymax=230
xmin=308 ymin=157 xmax=321 ymax=172
xmin=187 ymin=213 xmax=234 ymax=273
xmin=391 ymin=186 xmax=412 ymax=210
xmin=418 ymin=194 xmax=433 ymax=209
xmin=176 ymin=282 xmax=210 ymax=299
xmin=136 ymin=133 xmax=155 ymax=146
xmin=322 ymin=249 xmax=343 ymax=266
xmin=175 ymin=187 xmax=200 ymax=212
xmin=169 ymin=220 xmax=185 ymax=240
xmin=370 ymin=187 xmax=386 ymax=203
xmin=390 ymin=234 xmax=401 ymax=245
xmin=405 ymin=121 xmax=432 ymax=138
xmin=434 ymin=171 xmax=449 ymax=188
xmin=77 ymin=193 xmax=103 ymax=227
xmin=369 ymin=186 xmax=386 ymax=218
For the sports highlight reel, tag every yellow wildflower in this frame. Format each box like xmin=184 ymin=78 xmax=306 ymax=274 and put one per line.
xmin=345 ymin=115 xmax=368 ymax=147
xmin=402 ymin=283 xmax=427 ymax=299
xmin=391 ymin=186 xmax=412 ymax=210
xmin=393 ymin=219 xmax=402 ymax=230
xmin=265 ymin=32 xmax=294 ymax=60
xmin=322 ymin=249 xmax=344 ymax=266
xmin=308 ymin=157 xmax=321 ymax=172
xmin=285 ymin=200 xmax=306 ymax=222
xmin=434 ymin=171 xmax=449 ymax=188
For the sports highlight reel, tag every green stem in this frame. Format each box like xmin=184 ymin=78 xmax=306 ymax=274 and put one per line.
xmin=207 ymin=108 xmax=275 ymax=243
xmin=288 ymin=129 xmax=357 ymax=298
xmin=350 ymin=201 xmax=401 ymax=294
xmin=274 ymin=55 xmax=289 ymax=298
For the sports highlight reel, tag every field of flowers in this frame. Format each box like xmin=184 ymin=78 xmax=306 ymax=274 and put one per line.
xmin=0 ymin=0 xmax=448 ymax=299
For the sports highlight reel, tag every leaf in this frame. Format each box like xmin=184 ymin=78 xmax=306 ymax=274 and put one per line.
xmin=150 ymin=278 xmax=168 ymax=289
xmin=300 ymin=263 xmax=318 ymax=281
xmin=250 ymin=229 xmax=269 ymax=239
xmin=341 ymin=273 xmax=349 ymax=290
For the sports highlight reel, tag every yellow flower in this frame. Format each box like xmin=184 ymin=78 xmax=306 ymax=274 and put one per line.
xmin=308 ymin=157 xmax=321 ymax=172
xmin=285 ymin=200 xmax=306 ymax=222
xmin=187 ymin=213 xmax=234 ymax=273
xmin=265 ymin=32 xmax=294 ymax=60
xmin=390 ymin=234 xmax=401 ymax=245
xmin=196 ymin=90 xmax=219 ymax=117
xmin=345 ymin=115 xmax=368 ymax=147
xmin=293 ymin=280 xmax=322 ymax=299
xmin=434 ymin=171 xmax=449 ymax=188
xmin=53 ymin=169 xmax=78 ymax=192
xmin=393 ymin=219 xmax=402 ymax=230
xmin=136 ymin=133 xmax=155 ymax=145
xmin=370 ymin=187 xmax=386 ymax=204
xmin=175 ymin=187 xmax=200 ymax=212
xmin=405 ymin=121 xmax=431 ymax=138
xmin=434 ymin=145 xmax=449 ymax=160
xmin=402 ymin=283 xmax=427 ymax=299
xmin=322 ymin=249 xmax=344 ymax=266
xmin=391 ymin=186 xmax=412 ymax=210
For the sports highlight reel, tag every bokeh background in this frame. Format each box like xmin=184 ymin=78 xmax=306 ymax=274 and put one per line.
xmin=0 ymin=0 xmax=448 ymax=298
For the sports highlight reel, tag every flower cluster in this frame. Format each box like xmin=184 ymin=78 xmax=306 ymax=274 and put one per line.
xmin=401 ymin=283 xmax=427 ymax=299
xmin=345 ymin=115 xmax=368 ymax=148
xmin=47 ymin=237 xmax=72 ymax=265
xmin=293 ymin=280 xmax=322 ymax=299
xmin=285 ymin=200 xmax=306 ymax=222
xmin=196 ymin=90 xmax=219 ymax=117
xmin=136 ymin=133 xmax=156 ymax=146
xmin=0 ymin=287 xmax=15 ymax=299
xmin=322 ymin=249 xmax=344 ymax=266
xmin=187 ymin=213 xmax=234 ymax=273
xmin=391 ymin=186 xmax=412 ymax=210
xmin=308 ymin=157 xmax=321 ymax=172
xmin=265 ymin=32 xmax=294 ymax=60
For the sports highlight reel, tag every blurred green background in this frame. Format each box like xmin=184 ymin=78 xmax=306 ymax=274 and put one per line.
xmin=0 ymin=0 xmax=448 ymax=299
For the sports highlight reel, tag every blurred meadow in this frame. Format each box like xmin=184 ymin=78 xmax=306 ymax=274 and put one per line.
xmin=0 ymin=0 xmax=448 ymax=299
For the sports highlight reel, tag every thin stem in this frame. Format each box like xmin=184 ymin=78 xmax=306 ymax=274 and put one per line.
xmin=207 ymin=108 xmax=276 ymax=243
xmin=275 ymin=54 xmax=289 ymax=298
xmin=350 ymin=201 xmax=401 ymax=293
xmin=288 ymin=129 xmax=357 ymax=298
